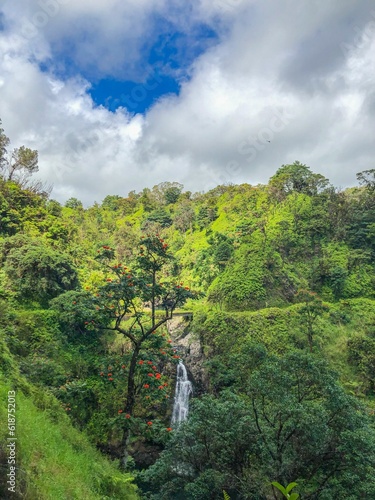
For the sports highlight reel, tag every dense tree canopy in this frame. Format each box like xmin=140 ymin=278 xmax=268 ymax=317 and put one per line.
xmin=0 ymin=119 xmax=374 ymax=500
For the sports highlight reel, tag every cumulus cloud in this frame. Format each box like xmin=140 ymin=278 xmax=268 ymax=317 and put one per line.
xmin=0 ymin=0 xmax=374 ymax=205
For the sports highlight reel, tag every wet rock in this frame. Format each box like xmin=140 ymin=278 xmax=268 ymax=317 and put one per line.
xmin=130 ymin=439 xmax=163 ymax=468
xmin=167 ymin=317 xmax=209 ymax=396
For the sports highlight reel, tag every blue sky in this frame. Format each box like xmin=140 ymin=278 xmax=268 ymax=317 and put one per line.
xmin=88 ymin=23 xmax=219 ymax=114
xmin=0 ymin=0 xmax=375 ymax=205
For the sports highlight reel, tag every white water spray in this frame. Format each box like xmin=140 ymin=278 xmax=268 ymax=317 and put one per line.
xmin=171 ymin=361 xmax=192 ymax=426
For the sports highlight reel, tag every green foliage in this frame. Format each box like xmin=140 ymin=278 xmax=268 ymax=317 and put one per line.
xmin=164 ymin=185 xmax=182 ymax=205
xmin=102 ymin=194 xmax=122 ymax=211
xmin=173 ymin=203 xmax=195 ymax=232
xmin=271 ymin=481 xmax=299 ymax=499
xmin=269 ymin=161 xmax=330 ymax=196
xmin=85 ymin=237 xmax=197 ymax=466
xmin=1 ymin=238 xmax=79 ymax=305
xmin=348 ymin=335 xmax=375 ymax=393
xmin=144 ymin=208 xmax=173 ymax=228
xmin=65 ymin=196 xmax=83 ymax=209
xmin=196 ymin=205 xmax=218 ymax=229
xmin=0 ymin=134 xmax=375 ymax=500
xmin=142 ymin=352 xmax=375 ymax=499
xmin=0 ymin=380 xmax=138 ymax=499
xmin=295 ymin=290 xmax=329 ymax=352
xmin=208 ymin=245 xmax=267 ymax=310
xmin=357 ymin=169 xmax=375 ymax=192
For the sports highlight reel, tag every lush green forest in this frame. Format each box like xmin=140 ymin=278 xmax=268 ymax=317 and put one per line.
xmin=1 ymin=120 xmax=375 ymax=499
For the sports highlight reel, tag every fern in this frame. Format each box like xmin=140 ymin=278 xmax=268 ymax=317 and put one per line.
xmin=223 ymin=490 xmax=230 ymax=500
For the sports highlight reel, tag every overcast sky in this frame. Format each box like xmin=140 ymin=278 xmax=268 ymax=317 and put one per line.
xmin=0 ymin=0 xmax=374 ymax=205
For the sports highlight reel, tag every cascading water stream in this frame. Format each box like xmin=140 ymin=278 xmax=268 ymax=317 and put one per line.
xmin=171 ymin=361 xmax=192 ymax=426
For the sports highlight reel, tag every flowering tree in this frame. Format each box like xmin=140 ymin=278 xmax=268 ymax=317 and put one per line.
xmin=89 ymin=235 xmax=195 ymax=467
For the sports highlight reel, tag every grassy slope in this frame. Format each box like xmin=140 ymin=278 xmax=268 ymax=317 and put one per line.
xmin=0 ymin=335 xmax=138 ymax=500
xmin=193 ymin=297 xmax=375 ymax=398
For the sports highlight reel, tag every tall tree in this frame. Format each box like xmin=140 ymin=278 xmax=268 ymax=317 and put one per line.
xmin=269 ymin=161 xmax=330 ymax=197
xmin=87 ymin=236 xmax=195 ymax=467
xmin=0 ymin=119 xmax=48 ymax=194
xmin=296 ymin=290 xmax=328 ymax=352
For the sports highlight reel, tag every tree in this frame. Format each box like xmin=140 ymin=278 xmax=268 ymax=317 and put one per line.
xmin=140 ymin=392 xmax=255 ymax=499
xmin=269 ymin=162 xmax=330 ymax=197
xmin=65 ymin=197 xmax=83 ymax=209
xmin=1 ymin=237 xmax=79 ymax=305
xmin=144 ymin=208 xmax=173 ymax=228
xmin=295 ymin=290 xmax=328 ymax=352
xmin=173 ymin=203 xmax=195 ymax=233
xmin=357 ymin=169 xmax=375 ymax=193
xmin=348 ymin=335 xmax=375 ymax=393
xmin=142 ymin=352 xmax=375 ymax=499
xmin=0 ymin=119 xmax=49 ymax=194
xmin=86 ymin=236 xmax=196 ymax=468
xmin=0 ymin=119 xmax=10 ymax=170
xmin=151 ymin=182 xmax=183 ymax=205
xmin=197 ymin=205 xmax=218 ymax=229
xmin=164 ymin=185 xmax=182 ymax=205
xmin=213 ymin=240 xmax=233 ymax=269
xmin=247 ymin=353 xmax=375 ymax=499
xmin=7 ymin=146 xmax=38 ymax=182
xmin=101 ymin=194 xmax=122 ymax=211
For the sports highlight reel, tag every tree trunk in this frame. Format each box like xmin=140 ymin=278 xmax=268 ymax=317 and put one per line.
xmin=120 ymin=343 xmax=140 ymax=470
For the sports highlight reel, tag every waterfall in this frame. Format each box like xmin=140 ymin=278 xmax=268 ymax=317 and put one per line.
xmin=171 ymin=361 xmax=192 ymax=426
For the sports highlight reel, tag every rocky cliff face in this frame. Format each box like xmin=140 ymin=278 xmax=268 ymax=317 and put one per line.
xmin=167 ymin=316 xmax=209 ymax=396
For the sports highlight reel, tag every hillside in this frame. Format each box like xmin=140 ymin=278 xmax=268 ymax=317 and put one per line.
xmin=1 ymin=154 xmax=375 ymax=498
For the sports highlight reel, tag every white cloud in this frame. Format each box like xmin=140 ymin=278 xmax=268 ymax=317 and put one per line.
xmin=0 ymin=0 xmax=375 ymax=205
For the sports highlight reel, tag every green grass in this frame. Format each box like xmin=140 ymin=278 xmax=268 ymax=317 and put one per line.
xmin=0 ymin=379 xmax=138 ymax=500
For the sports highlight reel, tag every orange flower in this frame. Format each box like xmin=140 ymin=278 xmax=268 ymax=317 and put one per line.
xmin=147 ymin=421 xmax=153 ymax=426
xmin=109 ymin=377 xmax=113 ymax=381
xmin=139 ymin=360 xmax=144 ymax=365
xmin=125 ymin=414 xmax=131 ymax=419
xmin=143 ymin=384 xmax=150 ymax=389
xmin=121 ymin=365 xmax=126 ymax=369
xmin=148 ymin=373 xmax=154 ymax=377
xmin=155 ymin=373 xmax=161 ymax=379
xmin=166 ymin=427 xmax=172 ymax=432
xmin=118 ymin=409 xmax=123 ymax=414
